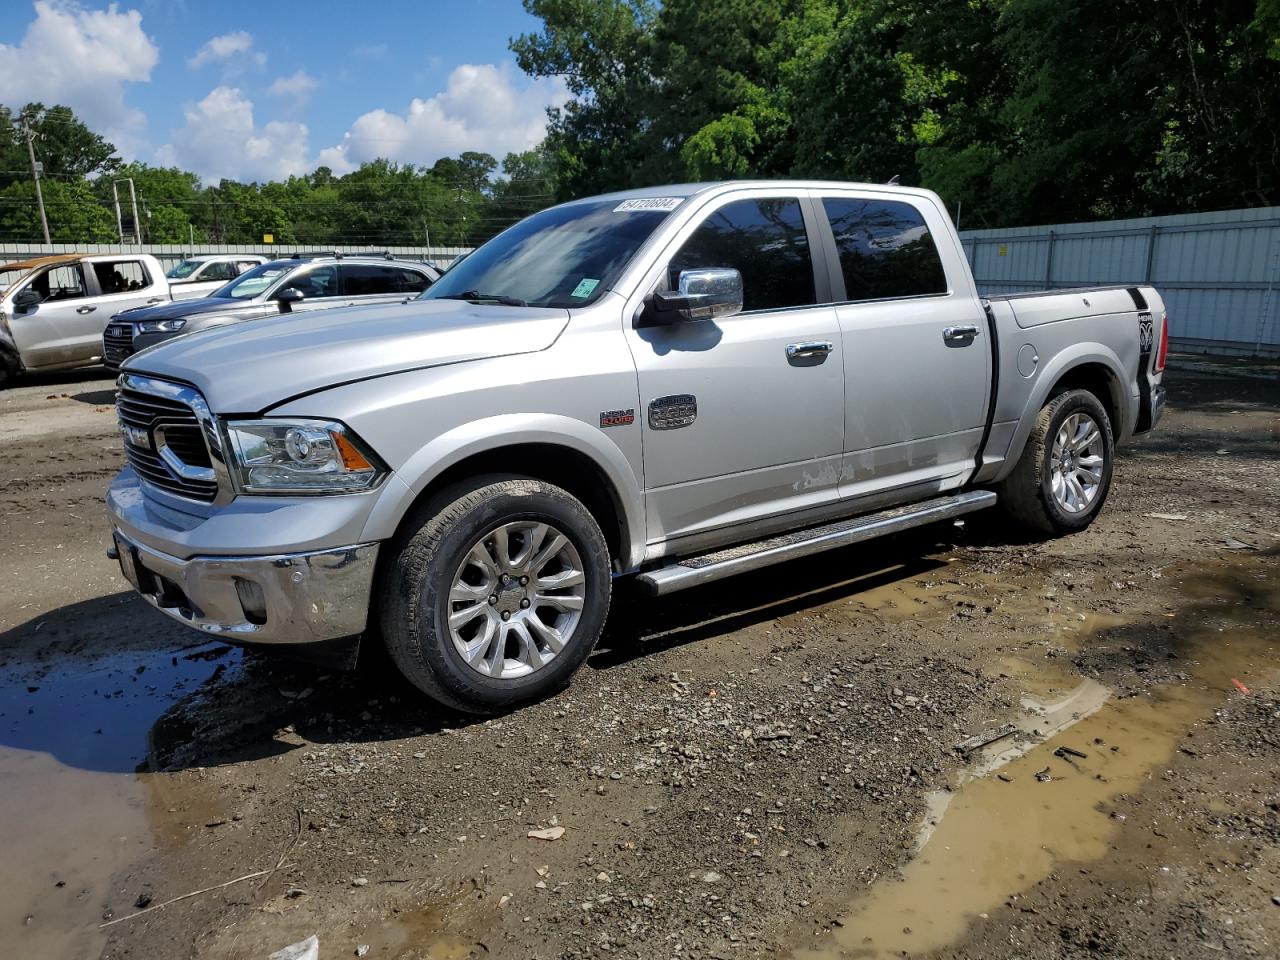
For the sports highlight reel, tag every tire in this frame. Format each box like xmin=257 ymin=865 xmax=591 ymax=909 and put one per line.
xmin=0 ymin=347 xmax=18 ymax=390
xmin=995 ymin=389 xmax=1115 ymax=536
xmin=379 ymin=476 xmax=611 ymax=713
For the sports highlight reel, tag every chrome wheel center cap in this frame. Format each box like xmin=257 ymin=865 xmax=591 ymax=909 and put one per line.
xmin=494 ymin=581 xmax=525 ymax=616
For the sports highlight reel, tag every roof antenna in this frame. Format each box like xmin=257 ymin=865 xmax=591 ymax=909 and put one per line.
xmin=886 ymin=174 xmax=901 ymax=186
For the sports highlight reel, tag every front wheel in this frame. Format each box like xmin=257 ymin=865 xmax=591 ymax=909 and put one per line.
xmin=995 ymin=389 xmax=1115 ymax=535
xmin=379 ymin=476 xmax=611 ymax=713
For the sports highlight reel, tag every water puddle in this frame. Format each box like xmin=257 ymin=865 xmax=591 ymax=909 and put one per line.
xmin=0 ymin=640 xmax=237 ymax=960
xmin=795 ymin=573 xmax=1279 ymax=960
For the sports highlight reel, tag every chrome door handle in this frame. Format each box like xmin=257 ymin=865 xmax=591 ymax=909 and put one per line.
xmin=786 ymin=340 xmax=834 ymax=360
xmin=943 ymin=325 xmax=980 ymax=343
xmin=75 ymin=306 xmax=97 ymax=314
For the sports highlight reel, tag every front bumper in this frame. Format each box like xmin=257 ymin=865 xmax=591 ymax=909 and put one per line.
xmin=110 ymin=530 xmax=379 ymax=645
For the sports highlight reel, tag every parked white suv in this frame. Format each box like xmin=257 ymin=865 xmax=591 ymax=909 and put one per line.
xmin=166 ymin=254 xmax=267 ymax=300
xmin=0 ymin=253 xmax=169 ymax=387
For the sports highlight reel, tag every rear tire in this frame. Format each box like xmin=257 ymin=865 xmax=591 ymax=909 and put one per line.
xmin=379 ymin=476 xmax=611 ymax=714
xmin=995 ymin=389 xmax=1114 ymax=536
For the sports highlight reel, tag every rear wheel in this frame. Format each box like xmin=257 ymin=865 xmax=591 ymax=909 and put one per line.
xmin=996 ymin=389 xmax=1114 ymax=535
xmin=379 ymin=476 xmax=611 ymax=713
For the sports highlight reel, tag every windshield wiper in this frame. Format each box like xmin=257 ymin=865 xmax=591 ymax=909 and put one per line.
xmin=438 ymin=290 xmax=528 ymax=307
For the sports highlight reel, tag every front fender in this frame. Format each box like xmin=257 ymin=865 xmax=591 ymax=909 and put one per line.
xmin=359 ymin=413 xmax=647 ymax=571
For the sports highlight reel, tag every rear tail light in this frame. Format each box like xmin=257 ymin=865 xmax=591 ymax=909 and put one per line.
xmin=1154 ymin=311 xmax=1169 ymax=373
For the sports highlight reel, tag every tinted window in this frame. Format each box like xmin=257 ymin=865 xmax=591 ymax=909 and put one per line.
xmin=342 ymin=264 xmax=401 ymax=297
xmin=283 ymin=265 xmax=338 ymax=298
xmin=200 ymin=261 xmax=238 ymax=282
xmin=94 ymin=259 xmax=151 ymax=293
xmin=669 ymin=198 xmax=815 ymax=312
xmin=29 ymin=264 xmax=87 ymax=301
xmin=398 ymin=268 xmax=430 ymax=293
xmin=216 ymin=262 xmax=293 ymax=299
xmin=822 ymin=198 xmax=947 ymax=301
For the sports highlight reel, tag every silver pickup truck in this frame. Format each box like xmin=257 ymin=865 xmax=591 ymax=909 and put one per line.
xmin=107 ymin=180 xmax=1167 ymax=713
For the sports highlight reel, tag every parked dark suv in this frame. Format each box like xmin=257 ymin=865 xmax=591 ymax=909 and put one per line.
xmin=103 ymin=253 xmax=439 ymax=369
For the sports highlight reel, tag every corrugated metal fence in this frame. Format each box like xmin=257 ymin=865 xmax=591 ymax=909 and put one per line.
xmin=0 ymin=242 xmax=472 ymax=273
xmin=959 ymin=207 xmax=1280 ymax=358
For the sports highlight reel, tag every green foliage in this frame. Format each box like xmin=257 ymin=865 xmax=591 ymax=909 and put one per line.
xmin=514 ymin=0 xmax=1280 ymax=226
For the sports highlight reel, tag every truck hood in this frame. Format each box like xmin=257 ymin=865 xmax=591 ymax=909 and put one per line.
xmin=124 ymin=299 xmax=570 ymax=412
xmin=115 ymin=296 xmax=278 ymax=323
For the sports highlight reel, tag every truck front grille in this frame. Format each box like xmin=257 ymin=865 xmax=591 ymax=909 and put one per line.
xmin=117 ymin=382 xmax=219 ymax=502
xmin=103 ymin=324 xmax=134 ymax=367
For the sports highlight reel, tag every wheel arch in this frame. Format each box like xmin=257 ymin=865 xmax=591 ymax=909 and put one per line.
xmin=993 ymin=346 xmax=1130 ymax=484
xmin=361 ymin=414 xmax=645 ymax=572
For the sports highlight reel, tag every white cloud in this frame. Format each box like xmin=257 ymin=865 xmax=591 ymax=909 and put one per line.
xmin=188 ymin=30 xmax=265 ymax=70
xmin=157 ymin=86 xmax=309 ymax=183
xmin=0 ymin=1 xmax=158 ymax=151
xmin=268 ymin=70 xmax=317 ymax=101
xmin=318 ymin=63 xmax=568 ymax=173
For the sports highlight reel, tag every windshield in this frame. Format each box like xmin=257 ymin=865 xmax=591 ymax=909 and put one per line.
xmin=421 ymin=199 xmax=678 ymax=308
xmin=166 ymin=259 xmax=204 ymax=279
xmin=212 ymin=261 xmax=294 ymax=300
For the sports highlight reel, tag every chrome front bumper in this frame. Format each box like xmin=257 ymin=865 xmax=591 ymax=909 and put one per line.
xmin=110 ymin=531 xmax=379 ymax=645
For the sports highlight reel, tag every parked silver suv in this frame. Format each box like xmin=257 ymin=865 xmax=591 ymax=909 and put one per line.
xmin=103 ymin=253 xmax=439 ymax=369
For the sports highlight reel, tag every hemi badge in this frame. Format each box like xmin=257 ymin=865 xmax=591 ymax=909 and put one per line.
xmin=599 ymin=408 xmax=635 ymax=428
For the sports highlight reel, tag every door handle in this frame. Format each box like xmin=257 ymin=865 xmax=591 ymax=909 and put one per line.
xmin=786 ymin=340 xmax=834 ymax=360
xmin=147 ymin=297 xmax=165 ymax=304
xmin=75 ymin=306 xmax=97 ymax=314
xmin=943 ymin=325 xmax=980 ymax=343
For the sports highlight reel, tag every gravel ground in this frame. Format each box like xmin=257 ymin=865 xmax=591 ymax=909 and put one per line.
xmin=0 ymin=360 xmax=1276 ymax=960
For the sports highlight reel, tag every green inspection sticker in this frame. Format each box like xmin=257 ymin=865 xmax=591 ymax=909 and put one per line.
xmin=571 ymin=277 xmax=600 ymax=298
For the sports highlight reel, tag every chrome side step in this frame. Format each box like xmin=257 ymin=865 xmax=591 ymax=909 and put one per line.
xmin=637 ymin=491 xmax=997 ymax=596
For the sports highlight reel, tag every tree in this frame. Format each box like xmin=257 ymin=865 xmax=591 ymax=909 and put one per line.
xmin=0 ymin=102 xmax=120 ymax=191
xmin=0 ymin=178 xmax=116 ymax=242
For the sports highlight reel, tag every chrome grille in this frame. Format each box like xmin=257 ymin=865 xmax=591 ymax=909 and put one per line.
xmin=117 ymin=383 xmax=218 ymax=502
xmin=103 ymin=323 xmax=135 ymax=367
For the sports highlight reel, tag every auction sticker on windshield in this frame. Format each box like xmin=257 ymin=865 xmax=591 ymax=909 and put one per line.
xmin=613 ymin=197 xmax=683 ymax=212
xmin=571 ymin=278 xmax=600 ymax=298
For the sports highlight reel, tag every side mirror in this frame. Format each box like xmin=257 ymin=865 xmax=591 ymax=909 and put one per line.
xmin=275 ymin=287 xmax=305 ymax=311
xmin=643 ymin=268 xmax=743 ymax=326
xmin=12 ymin=289 xmax=40 ymax=311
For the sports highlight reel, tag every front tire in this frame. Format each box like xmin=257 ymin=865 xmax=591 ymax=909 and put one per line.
xmin=996 ymin=389 xmax=1114 ymax=536
xmin=379 ymin=476 xmax=611 ymax=713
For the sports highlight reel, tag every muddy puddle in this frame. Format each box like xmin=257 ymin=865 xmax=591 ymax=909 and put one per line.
xmin=794 ymin=565 xmax=1279 ymax=960
xmin=0 ymin=640 xmax=238 ymax=959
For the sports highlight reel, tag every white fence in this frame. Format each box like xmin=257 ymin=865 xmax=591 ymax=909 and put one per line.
xmin=959 ymin=206 xmax=1280 ymax=358
xmin=0 ymin=242 xmax=472 ymax=273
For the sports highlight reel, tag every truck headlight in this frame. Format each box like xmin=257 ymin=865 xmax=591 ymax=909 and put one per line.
xmin=224 ymin=419 xmax=386 ymax=494
xmin=136 ymin=319 xmax=186 ymax=334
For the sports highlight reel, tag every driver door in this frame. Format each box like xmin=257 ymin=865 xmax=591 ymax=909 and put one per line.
xmin=623 ymin=192 xmax=844 ymax=549
xmin=9 ymin=263 xmax=96 ymax=368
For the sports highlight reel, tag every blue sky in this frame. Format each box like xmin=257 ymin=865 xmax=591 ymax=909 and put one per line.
xmin=0 ymin=0 xmax=566 ymax=183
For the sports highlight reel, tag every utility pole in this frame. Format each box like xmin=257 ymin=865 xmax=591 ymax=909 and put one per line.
xmin=19 ymin=115 xmax=51 ymax=243
xmin=111 ymin=178 xmax=141 ymax=244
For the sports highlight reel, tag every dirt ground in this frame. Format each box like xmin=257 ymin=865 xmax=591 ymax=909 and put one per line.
xmin=0 ymin=360 xmax=1277 ymax=960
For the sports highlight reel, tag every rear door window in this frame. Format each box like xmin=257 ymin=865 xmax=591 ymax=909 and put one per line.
xmin=93 ymin=259 xmax=152 ymax=293
xmin=668 ymin=197 xmax=816 ymax=312
xmin=340 ymin=264 xmax=402 ymax=297
xmin=821 ymin=198 xmax=948 ymax=301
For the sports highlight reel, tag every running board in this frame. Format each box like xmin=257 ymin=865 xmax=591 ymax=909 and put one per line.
xmin=637 ymin=491 xmax=997 ymax=596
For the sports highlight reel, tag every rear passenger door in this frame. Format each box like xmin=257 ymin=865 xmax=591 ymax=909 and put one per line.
xmin=816 ymin=192 xmax=989 ymax=502
xmin=91 ymin=258 xmax=166 ymax=316
xmin=625 ymin=191 xmax=844 ymax=547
